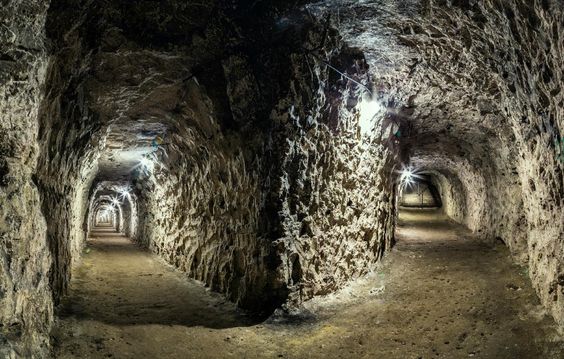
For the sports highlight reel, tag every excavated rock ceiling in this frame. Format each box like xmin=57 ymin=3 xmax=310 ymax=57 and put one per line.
xmin=87 ymin=50 xmax=192 ymax=181
xmin=309 ymin=0 xmax=564 ymax=326
xmin=97 ymin=122 xmax=165 ymax=181
xmin=310 ymin=0 xmax=512 ymax=152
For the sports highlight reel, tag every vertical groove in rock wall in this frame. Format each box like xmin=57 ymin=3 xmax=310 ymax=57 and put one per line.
xmin=0 ymin=1 xmax=53 ymax=357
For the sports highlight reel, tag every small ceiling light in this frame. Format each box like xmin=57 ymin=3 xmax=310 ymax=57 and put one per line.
xmin=139 ymin=156 xmax=154 ymax=173
xmin=398 ymin=166 xmax=421 ymax=189
xmin=401 ymin=169 xmax=414 ymax=184
xmin=111 ymin=196 xmax=120 ymax=206
xmin=118 ymin=185 xmax=132 ymax=200
xmin=358 ymin=94 xmax=384 ymax=135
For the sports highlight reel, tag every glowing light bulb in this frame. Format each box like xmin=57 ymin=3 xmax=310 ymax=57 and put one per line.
xmin=358 ymin=97 xmax=384 ymax=135
xmin=401 ymin=169 xmax=414 ymax=183
xmin=139 ymin=157 xmax=154 ymax=172
xmin=118 ymin=186 xmax=132 ymax=201
xmin=398 ymin=166 xmax=419 ymax=189
xmin=111 ymin=196 xmax=120 ymax=206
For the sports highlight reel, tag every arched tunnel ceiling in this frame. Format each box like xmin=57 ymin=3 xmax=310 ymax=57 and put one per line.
xmin=85 ymin=50 xmax=187 ymax=182
xmin=51 ymin=1 xmax=228 ymax=184
xmin=96 ymin=121 xmax=166 ymax=181
xmin=90 ymin=181 xmax=132 ymax=200
xmin=85 ymin=50 xmax=193 ymax=120
xmin=80 ymin=0 xmax=528 ymax=185
xmin=308 ymin=0 xmax=531 ymax=158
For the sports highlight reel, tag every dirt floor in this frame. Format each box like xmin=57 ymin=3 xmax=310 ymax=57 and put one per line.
xmin=52 ymin=210 xmax=564 ymax=358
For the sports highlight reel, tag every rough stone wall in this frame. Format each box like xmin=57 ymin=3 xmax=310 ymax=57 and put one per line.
xmin=267 ymin=47 xmax=397 ymax=305
xmin=131 ymin=15 xmax=399 ymax=311
xmin=35 ymin=19 xmax=101 ymax=304
xmin=427 ymin=170 xmax=466 ymax=223
xmin=490 ymin=1 xmax=564 ymax=329
xmin=121 ymin=193 xmax=138 ymax=239
xmin=134 ymin=79 xmax=284 ymax=310
xmin=0 ymin=1 xmax=53 ymax=357
xmin=274 ymin=121 xmax=396 ymax=304
xmin=312 ymin=0 xmax=563 ymax=329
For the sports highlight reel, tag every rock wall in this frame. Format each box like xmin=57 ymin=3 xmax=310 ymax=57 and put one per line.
xmin=428 ymin=170 xmax=466 ymax=224
xmin=0 ymin=1 xmax=53 ymax=357
xmin=312 ymin=0 xmax=564 ymax=329
xmin=266 ymin=48 xmax=397 ymax=305
xmin=35 ymin=3 xmax=102 ymax=303
xmin=120 ymin=191 xmax=138 ymax=239
xmin=492 ymin=0 xmax=564 ymax=330
xmin=131 ymin=17 xmax=399 ymax=312
xmin=134 ymin=80 xmax=285 ymax=311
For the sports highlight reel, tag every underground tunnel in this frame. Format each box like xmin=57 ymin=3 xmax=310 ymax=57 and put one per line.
xmin=1 ymin=0 xmax=564 ymax=358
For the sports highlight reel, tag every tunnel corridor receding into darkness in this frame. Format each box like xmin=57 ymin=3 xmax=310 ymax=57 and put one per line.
xmin=1 ymin=0 xmax=564 ymax=358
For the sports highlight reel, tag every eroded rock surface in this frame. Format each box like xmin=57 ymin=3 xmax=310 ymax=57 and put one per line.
xmin=0 ymin=1 xmax=52 ymax=357
xmin=310 ymin=0 xmax=564 ymax=329
xmin=1 ymin=0 xmax=564 ymax=357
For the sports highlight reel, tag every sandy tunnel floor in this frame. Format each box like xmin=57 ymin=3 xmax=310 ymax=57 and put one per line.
xmin=53 ymin=212 xmax=564 ymax=358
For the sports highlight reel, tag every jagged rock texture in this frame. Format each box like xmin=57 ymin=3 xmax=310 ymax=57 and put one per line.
xmin=0 ymin=1 xmax=52 ymax=357
xmin=311 ymin=0 xmax=564 ymax=328
xmin=1 ymin=0 xmax=564 ymax=357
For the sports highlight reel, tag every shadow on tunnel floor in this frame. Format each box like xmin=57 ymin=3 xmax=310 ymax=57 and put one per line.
xmin=395 ymin=207 xmax=472 ymax=240
xmin=56 ymin=233 xmax=263 ymax=329
xmin=395 ymin=206 xmax=494 ymax=248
